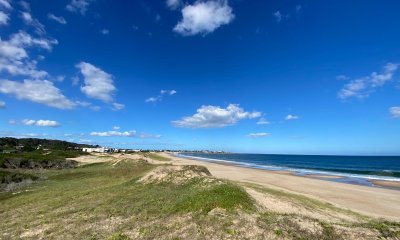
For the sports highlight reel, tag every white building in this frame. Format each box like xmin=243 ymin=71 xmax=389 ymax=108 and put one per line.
xmin=82 ymin=147 xmax=106 ymax=153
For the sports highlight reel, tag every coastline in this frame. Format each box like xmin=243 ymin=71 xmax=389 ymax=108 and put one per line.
xmin=162 ymin=152 xmax=400 ymax=221
xmin=175 ymin=153 xmax=400 ymax=189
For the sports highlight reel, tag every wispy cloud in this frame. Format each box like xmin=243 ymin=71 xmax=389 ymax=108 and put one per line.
xmin=0 ymin=11 xmax=9 ymax=25
xmin=66 ymin=0 xmax=92 ymax=15
xmin=166 ymin=0 xmax=182 ymax=10
xmin=21 ymin=119 xmax=60 ymax=127
xmin=146 ymin=89 xmax=177 ymax=103
xmin=285 ymin=114 xmax=299 ymax=120
xmin=0 ymin=100 xmax=5 ymax=108
xmin=90 ymin=130 xmax=136 ymax=137
xmin=47 ymin=13 xmax=67 ymax=24
xmin=0 ymin=31 xmax=57 ymax=78
xmin=90 ymin=128 xmax=160 ymax=138
xmin=173 ymin=104 xmax=261 ymax=128
xmin=247 ymin=132 xmax=271 ymax=138
xmin=390 ymin=107 xmax=400 ymax=118
xmin=19 ymin=4 xmax=46 ymax=35
xmin=174 ymin=0 xmax=235 ymax=36
xmin=273 ymin=11 xmax=283 ymax=22
xmin=0 ymin=0 xmax=12 ymax=10
xmin=338 ymin=63 xmax=399 ymax=100
xmin=0 ymin=0 xmax=11 ymax=26
xmin=256 ymin=117 xmax=270 ymax=125
xmin=100 ymin=28 xmax=109 ymax=35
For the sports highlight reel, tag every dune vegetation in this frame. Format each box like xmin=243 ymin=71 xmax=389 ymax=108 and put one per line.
xmin=0 ymin=153 xmax=399 ymax=239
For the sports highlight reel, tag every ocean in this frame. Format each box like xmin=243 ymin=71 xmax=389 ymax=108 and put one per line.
xmin=176 ymin=153 xmax=400 ymax=185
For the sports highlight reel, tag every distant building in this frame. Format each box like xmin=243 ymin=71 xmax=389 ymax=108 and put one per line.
xmin=82 ymin=147 xmax=107 ymax=153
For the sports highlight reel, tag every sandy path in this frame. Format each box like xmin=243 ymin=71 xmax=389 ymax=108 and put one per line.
xmin=161 ymin=153 xmax=400 ymax=221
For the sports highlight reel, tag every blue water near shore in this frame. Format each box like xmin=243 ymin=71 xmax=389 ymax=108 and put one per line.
xmin=176 ymin=153 xmax=400 ymax=185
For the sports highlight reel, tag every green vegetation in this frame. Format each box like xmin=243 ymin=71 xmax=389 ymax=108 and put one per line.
xmin=141 ymin=152 xmax=171 ymax=161
xmin=0 ymin=150 xmax=87 ymax=169
xmin=173 ymin=182 xmax=254 ymax=213
xmin=0 ymin=154 xmax=399 ymax=239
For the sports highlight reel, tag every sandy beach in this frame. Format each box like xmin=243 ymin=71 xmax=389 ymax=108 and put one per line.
xmin=160 ymin=152 xmax=400 ymax=221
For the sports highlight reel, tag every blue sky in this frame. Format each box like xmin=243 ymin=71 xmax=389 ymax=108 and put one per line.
xmin=0 ymin=0 xmax=400 ymax=155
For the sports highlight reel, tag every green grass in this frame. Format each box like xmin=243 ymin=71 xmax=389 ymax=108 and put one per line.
xmin=143 ymin=152 xmax=171 ymax=161
xmin=1 ymin=156 xmax=399 ymax=239
xmin=173 ymin=182 xmax=254 ymax=214
xmin=0 ymin=160 xmax=255 ymax=239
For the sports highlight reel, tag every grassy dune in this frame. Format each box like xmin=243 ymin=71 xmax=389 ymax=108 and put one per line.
xmin=0 ymin=155 xmax=399 ymax=239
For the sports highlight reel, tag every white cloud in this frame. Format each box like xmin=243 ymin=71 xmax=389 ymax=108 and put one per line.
xmin=173 ymin=104 xmax=261 ymax=128
xmin=0 ymin=31 xmax=57 ymax=78
xmin=247 ymin=133 xmax=271 ymax=138
xmin=112 ymin=102 xmax=125 ymax=110
xmin=0 ymin=11 xmax=9 ymax=25
xmin=166 ymin=0 xmax=182 ymax=10
xmin=145 ymin=97 xmax=159 ymax=103
xmin=256 ymin=117 xmax=270 ymax=125
xmin=113 ymin=126 xmax=120 ymax=130
xmin=76 ymin=62 xmax=116 ymax=102
xmin=35 ymin=120 xmax=60 ymax=127
xmin=161 ymin=89 xmax=177 ymax=95
xmin=21 ymin=119 xmax=60 ymax=127
xmin=0 ymin=100 xmax=5 ymax=108
xmin=0 ymin=0 xmax=12 ymax=10
xmin=47 ymin=13 xmax=67 ymax=24
xmin=0 ymin=79 xmax=76 ymax=109
xmin=174 ymin=0 xmax=234 ymax=36
xmin=390 ymin=107 xmax=400 ymax=118
xmin=338 ymin=63 xmax=399 ymax=100
xmin=66 ymin=0 xmax=92 ymax=15
xmin=90 ymin=129 xmax=161 ymax=139
xmin=285 ymin=114 xmax=299 ymax=120
xmin=146 ymin=89 xmax=177 ymax=103
xmin=8 ymin=119 xmax=16 ymax=124
xmin=22 ymin=119 xmax=35 ymax=125
xmin=90 ymin=130 xmax=136 ymax=137
xmin=100 ymin=28 xmax=109 ymax=35
xmin=20 ymin=11 xmax=46 ymax=35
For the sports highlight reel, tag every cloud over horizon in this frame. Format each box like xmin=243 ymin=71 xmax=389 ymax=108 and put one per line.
xmin=173 ymin=104 xmax=261 ymax=128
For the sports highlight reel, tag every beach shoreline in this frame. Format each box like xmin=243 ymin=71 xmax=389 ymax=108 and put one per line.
xmin=161 ymin=152 xmax=400 ymax=221
xmin=175 ymin=153 xmax=400 ymax=190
